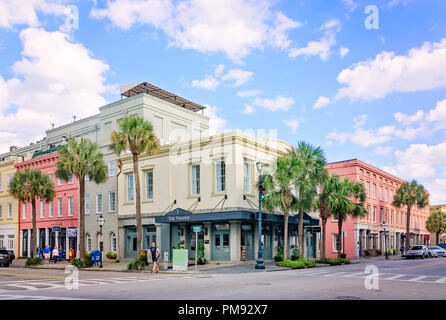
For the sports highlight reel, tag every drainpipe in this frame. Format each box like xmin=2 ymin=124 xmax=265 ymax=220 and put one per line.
xmin=116 ymin=159 xmax=122 ymax=261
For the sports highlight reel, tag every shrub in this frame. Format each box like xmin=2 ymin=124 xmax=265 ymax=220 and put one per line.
xmin=316 ymin=258 xmax=349 ymax=265
xmin=197 ymin=242 xmax=206 ymax=265
xmin=26 ymin=257 xmax=43 ymax=266
xmin=128 ymin=257 xmax=148 ymax=271
xmin=290 ymin=245 xmax=300 ymax=261
xmin=274 ymin=254 xmax=284 ymax=262
xmin=71 ymin=256 xmax=93 ymax=268
xmin=276 ymin=260 xmax=305 ymax=269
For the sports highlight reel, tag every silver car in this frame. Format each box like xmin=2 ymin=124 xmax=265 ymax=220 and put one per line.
xmin=407 ymin=245 xmax=429 ymax=259
xmin=428 ymin=246 xmax=446 ymax=257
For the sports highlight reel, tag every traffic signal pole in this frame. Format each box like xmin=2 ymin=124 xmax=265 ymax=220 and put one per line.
xmin=255 ymin=176 xmax=265 ymax=269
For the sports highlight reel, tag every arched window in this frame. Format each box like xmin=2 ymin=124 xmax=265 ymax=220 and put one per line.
xmin=86 ymin=234 xmax=91 ymax=252
xmin=110 ymin=232 xmax=117 ymax=253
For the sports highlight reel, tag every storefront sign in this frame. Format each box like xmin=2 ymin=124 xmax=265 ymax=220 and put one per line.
xmin=192 ymin=226 xmax=201 ymax=233
xmin=67 ymin=228 xmax=78 ymax=238
xmin=52 ymin=226 xmax=61 ymax=232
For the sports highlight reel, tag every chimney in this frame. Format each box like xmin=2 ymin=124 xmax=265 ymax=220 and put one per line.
xmin=9 ymin=146 xmax=18 ymax=152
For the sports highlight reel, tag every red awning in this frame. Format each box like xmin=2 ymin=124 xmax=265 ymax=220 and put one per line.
xmin=424 ymin=234 xmax=430 ymax=240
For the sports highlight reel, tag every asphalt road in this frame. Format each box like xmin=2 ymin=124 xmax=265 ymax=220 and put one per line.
xmin=0 ymin=257 xmax=445 ymax=300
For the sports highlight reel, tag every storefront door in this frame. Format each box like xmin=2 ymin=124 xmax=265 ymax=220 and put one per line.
xmin=39 ymin=229 xmax=46 ymax=249
xmin=23 ymin=230 xmax=28 ymax=257
xmin=261 ymin=224 xmax=272 ymax=260
xmin=188 ymin=227 xmax=204 ymax=259
xmin=212 ymin=224 xmax=230 ymax=260
xmin=49 ymin=230 xmax=56 ymax=249
xmin=125 ymin=227 xmax=137 ymax=259
xmin=241 ymin=225 xmax=254 ymax=260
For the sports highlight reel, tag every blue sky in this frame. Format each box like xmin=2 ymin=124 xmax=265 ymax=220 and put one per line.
xmin=0 ymin=0 xmax=445 ymax=203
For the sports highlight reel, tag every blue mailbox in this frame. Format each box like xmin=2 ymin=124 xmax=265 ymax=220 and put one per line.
xmin=90 ymin=250 xmax=102 ymax=266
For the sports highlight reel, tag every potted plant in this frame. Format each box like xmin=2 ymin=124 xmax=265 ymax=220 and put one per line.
xmin=290 ymin=244 xmax=299 ymax=261
xmin=106 ymin=252 xmax=117 ymax=260
xmin=197 ymin=242 xmax=206 ymax=265
xmin=274 ymin=244 xmax=284 ymax=262
xmin=392 ymin=248 xmax=397 ymax=255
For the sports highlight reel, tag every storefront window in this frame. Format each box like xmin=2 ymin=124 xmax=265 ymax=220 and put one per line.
xmin=223 ymin=234 xmax=229 ymax=247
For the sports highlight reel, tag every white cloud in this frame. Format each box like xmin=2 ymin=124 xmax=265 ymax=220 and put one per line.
xmin=342 ymin=0 xmax=357 ymax=12
xmin=252 ymin=95 xmax=294 ymax=112
xmin=203 ymin=104 xmax=226 ymax=134
xmin=0 ymin=0 xmax=68 ymax=29
xmin=326 ymin=113 xmax=426 ymax=147
xmin=191 ymin=66 xmax=252 ymax=90
xmin=214 ymin=64 xmax=224 ymax=76
xmin=382 ymin=142 xmax=446 ymax=204
xmin=283 ymin=119 xmax=299 ymax=134
xmin=313 ymin=96 xmax=330 ymax=109
xmin=0 ymin=27 xmax=110 ymax=153
xmin=237 ymin=90 xmax=260 ymax=97
xmin=394 ymin=109 xmax=425 ymax=125
xmin=336 ymin=39 xmax=446 ymax=101
xmin=221 ymin=69 xmax=253 ymax=87
xmin=289 ymin=19 xmax=340 ymax=61
xmin=91 ymin=0 xmax=302 ymax=63
xmin=373 ymin=146 xmax=393 ymax=155
xmin=191 ymin=75 xmax=219 ymax=90
xmin=242 ymin=104 xmax=256 ymax=114
xmin=339 ymin=46 xmax=349 ymax=57
xmin=426 ymin=98 xmax=446 ymax=129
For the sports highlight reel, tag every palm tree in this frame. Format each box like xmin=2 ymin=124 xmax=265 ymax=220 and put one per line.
xmin=9 ymin=168 xmax=55 ymax=258
xmin=315 ymin=174 xmax=339 ymax=259
xmin=426 ymin=210 xmax=446 ymax=245
xmin=330 ymin=177 xmax=366 ymax=259
xmin=392 ymin=180 xmax=428 ymax=252
xmin=56 ymin=138 xmax=108 ymax=260
xmin=289 ymin=141 xmax=327 ymax=259
xmin=262 ymin=155 xmax=298 ymax=260
xmin=109 ymin=115 xmax=160 ymax=258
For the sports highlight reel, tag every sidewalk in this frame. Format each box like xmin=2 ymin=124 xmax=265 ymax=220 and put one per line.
xmin=351 ymin=254 xmax=406 ymax=263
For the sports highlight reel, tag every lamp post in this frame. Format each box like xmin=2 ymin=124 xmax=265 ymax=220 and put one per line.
xmin=97 ymin=214 xmax=105 ymax=268
xmin=255 ymin=161 xmax=265 ymax=270
xmin=382 ymin=223 xmax=389 ymax=260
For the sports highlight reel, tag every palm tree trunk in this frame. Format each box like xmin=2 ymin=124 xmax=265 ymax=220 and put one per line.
xmin=337 ymin=219 xmax=343 ymax=259
xmin=31 ymin=199 xmax=37 ymax=258
xmin=406 ymin=206 xmax=411 ymax=252
xmin=436 ymin=232 xmax=440 ymax=246
xmin=133 ymin=154 xmax=142 ymax=259
xmin=321 ymin=218 xmax=327 ymax=259
xmin=298 ymin=194 xmax=304 ymax=259
xmin=79 ymin=179 xmax=85 ymax=260
xmin=284 ymin=208 xmax=289 ymax=260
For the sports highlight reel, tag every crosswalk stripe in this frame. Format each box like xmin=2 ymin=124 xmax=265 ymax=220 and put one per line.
xmin=434 ymin=277 xmax=446 ymax=283
xmin=408 ymin=276 xmax=427 ymax=282
xmin=382 ymin=274 xmax=406 ymax=280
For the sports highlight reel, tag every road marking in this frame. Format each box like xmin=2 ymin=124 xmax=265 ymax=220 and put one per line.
xmin=434 ymin=277 xmax=446 ymax=283
xmin=383 ymin=274 xmax=406 ymax=280
xmin=408 ymin=275 xmax=427 ymax=282
xmin=0 ymin=272 xmax=67 ymax=279
xmin=402 ymin=262 xmax=444 ymax=270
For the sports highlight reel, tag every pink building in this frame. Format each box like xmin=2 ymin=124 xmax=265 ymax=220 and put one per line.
xmin=323 ymin=159 xmax=430 ymax=259
xmin=16 ymin=148 xmax=79 ymax=258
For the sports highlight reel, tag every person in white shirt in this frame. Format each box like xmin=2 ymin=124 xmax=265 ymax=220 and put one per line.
xmin=52 ymin=246 xmax=59 ymax=264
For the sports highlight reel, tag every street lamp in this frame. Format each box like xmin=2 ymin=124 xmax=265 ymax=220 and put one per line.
xmin=382 ymin=223 xmax=389 ymax=260
xmin=97 ymin=214 xmax=105 ymax=268
xmin=255 ymin=161 xmax=265 ymax=270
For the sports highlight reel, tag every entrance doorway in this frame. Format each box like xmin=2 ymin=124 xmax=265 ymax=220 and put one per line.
xmin=212 ymin=223 xmax=230 ymax=260
xmin=241 ymin=224 xmax=254 ymax=260
xmin=125 ymin=226 xmax=137 ymax=259
xmin=188 ymin=226 xmax=204 ymax=259
xmin=261 ymin=224 xmax=272 ymax=260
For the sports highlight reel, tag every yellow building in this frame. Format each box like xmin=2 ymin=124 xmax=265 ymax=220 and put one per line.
xmin=0 ymin=156 xmax=21 ymax=254
xmin=430 ymin=204 xmax=446 ymax=244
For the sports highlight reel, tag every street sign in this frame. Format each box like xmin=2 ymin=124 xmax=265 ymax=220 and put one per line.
xmin=192 ymin=226 xmax=201 ymax=233
xmin=98 ymin=235 xmax=103 ymax=242
xmin=52 ymin=226 xmax=61 ymax=232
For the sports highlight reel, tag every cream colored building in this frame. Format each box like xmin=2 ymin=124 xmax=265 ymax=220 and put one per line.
xmin=430 ymin=204 xmax=446 ymax=244
xmin=118 ymin=130 xmax=320 ymax=261
xmin=0 ymin=156 xmax=22 ymax=254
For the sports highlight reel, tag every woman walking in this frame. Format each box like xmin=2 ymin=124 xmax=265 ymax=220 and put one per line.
xmin=52 ymin=246 xmax=59 ymax=264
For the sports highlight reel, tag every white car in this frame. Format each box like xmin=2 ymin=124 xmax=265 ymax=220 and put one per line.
xmin=428 ymin=246 xmax=446 ymax=257
xmin=407 ymin=245 xmax=429 ymax=259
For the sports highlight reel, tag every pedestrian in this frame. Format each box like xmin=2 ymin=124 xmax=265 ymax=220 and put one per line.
xmin=52 ymin=246 xmax=59 ymax=264
xmin=36 ymin=247 xmax=42 ymax=259
xmin=43 ymin=245 xmax=51 ymax=264
xmin=400 ymin=245 xmax=405 ymax=256
xmin=59 ymin=245 xmax=64 ymax=262
xmin=69 ymin=247 xmax=74 ymax=263
xmin=150 ymin=242 xmax=160 ymax=274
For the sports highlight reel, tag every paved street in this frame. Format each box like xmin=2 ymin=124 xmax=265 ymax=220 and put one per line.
xmin=0 ymin=257 xmax=445 ymax=300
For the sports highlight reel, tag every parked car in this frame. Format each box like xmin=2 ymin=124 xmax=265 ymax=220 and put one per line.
xmin=7 ymin=250 xmax=15 ymax=264
xmin=439 ymin=244 xmax=446 ymax=250
xmin=428 ymin=246 xmax=446 ymax=257
xmin=406 ymin=245 xmax=429 ymax=259
xmin=0 ymin=249 xmax=10 ymax=267
xmin=427 ymin=247 xmax=438 ymax=258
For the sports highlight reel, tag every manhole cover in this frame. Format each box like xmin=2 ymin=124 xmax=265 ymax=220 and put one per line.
xmin=335 ymin=296 xmax=361 ymax=300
